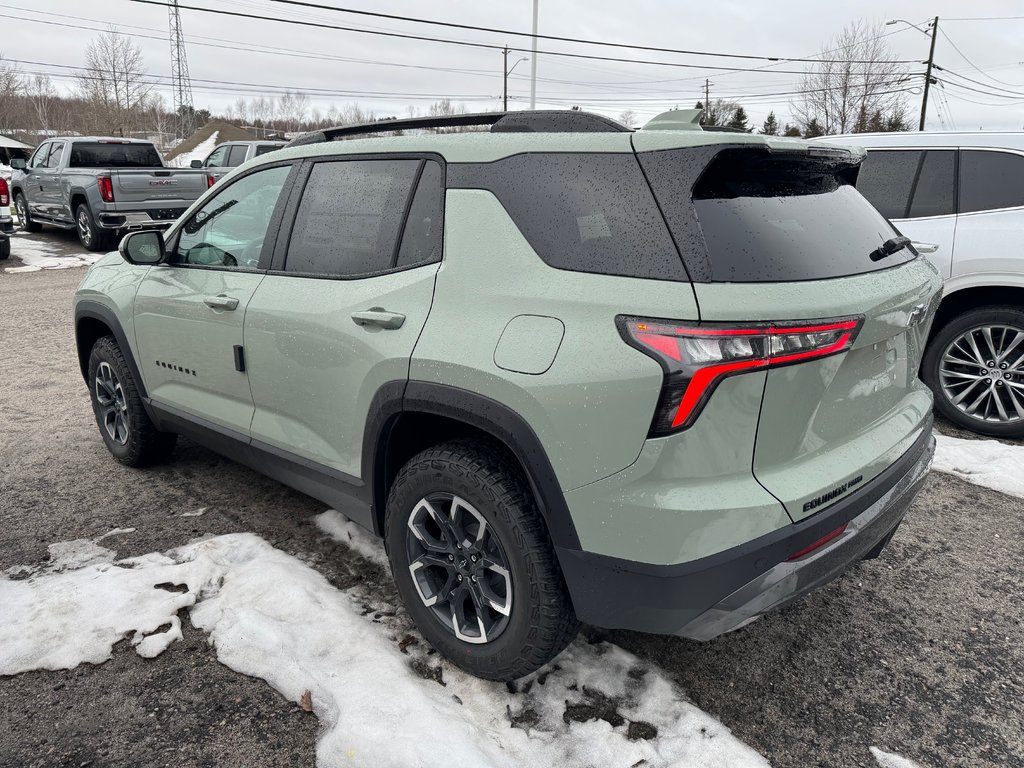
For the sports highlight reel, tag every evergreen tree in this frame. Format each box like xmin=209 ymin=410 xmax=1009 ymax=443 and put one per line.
xmin=727 ymin=106 xmax=750 ymax=132
xmin=761 ymin=111 xmax=780 ymax=135
xmin=803 ymin=118 xmax=824 ymax=138
xmin=783 ymin=123 xmax=802 ymax=137
xmin=853 ymin=104 xmax=870 ymax=133
xmin=868 ymin=109 xmax=885 ymax=132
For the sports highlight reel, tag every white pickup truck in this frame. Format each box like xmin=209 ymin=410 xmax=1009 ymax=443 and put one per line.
xmin=9 ymin=137 xmax=209 ymax=251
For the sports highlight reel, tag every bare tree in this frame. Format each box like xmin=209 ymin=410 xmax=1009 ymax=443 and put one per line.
xmin=0 ymin=56 xmax=22 ymax=129
xmin=77 ymin=28 xmax=153 ymax=136
xmin=617 ymin=110 xmax=637 ymax=128
xmin=696 ymin=98 xmax=742 ymax=127
xmin=791 ymin=20 xmax=911 ymax=135
xmin=26 ymin=74 xmax=57 ymax=135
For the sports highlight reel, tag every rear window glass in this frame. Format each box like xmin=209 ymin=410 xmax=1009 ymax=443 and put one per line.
xmin=448 ymin=153 xmax=687 ymax=282
xmin=226 ymin=145 xmax=248 ymax=167
xmin=672 ymin=148 xmax=911 ymax=282
xmin=908 ymin=150 xmax=956 ymax=218
xmin=959 ymin=150 xmax=1024 ymax=213
xmin=255 ymin=144 xmax=282 ymax=157
xmin=855 ymin=150 xmax=921 ymax=219
xmin=68 ymin=143 xmax=163 ymax=168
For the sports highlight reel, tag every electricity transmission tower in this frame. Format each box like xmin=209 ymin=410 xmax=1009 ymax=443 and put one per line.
xmin=168 ymin=0 xmax=195 ymax=140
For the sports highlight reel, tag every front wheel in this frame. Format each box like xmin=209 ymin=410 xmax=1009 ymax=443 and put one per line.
xmin=15 ymin=193 xmax=41 ymax=233
xmin=922 ymin=306 xmax=1024 ymax=438
xmin=385 ymin=440 xmax=579 ymax=681
xmin=88 ymin=336 xmax=177 ymax=466
xmin=76 ymin=203 xmax=109 ymax=252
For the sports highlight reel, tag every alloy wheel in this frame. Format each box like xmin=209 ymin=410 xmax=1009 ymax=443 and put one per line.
xmin=405 ymin=493 xmax=513 ymax=644
xmin=939 ymin=324 xmax=1024 ymax=423
xmin=16 ymin=197 xmax=30 ymax=229
xmin=77 ymin=209 xmax=93 ymax=247
xmin=94 ymin=361 xmax=130 ymax=445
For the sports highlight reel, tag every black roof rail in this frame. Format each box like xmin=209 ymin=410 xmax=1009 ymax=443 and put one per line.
xmin=286 ymin=110 xmax=630 ymax=147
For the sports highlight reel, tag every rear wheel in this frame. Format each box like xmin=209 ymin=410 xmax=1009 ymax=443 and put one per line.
xmin=0 ymin=235 xmax=9 ymax=260
xmin=88 ymin=336 xmax=177 ymax=466
xmin=923 ymin=306 xmax=1024 ymax=438
xmin=76 ymin=203 xmax=109 ymax=252
xmin=15 ymin=193 xmax=41 ymax=233
xmin=385 ymin=440 xmax=578 ymax=681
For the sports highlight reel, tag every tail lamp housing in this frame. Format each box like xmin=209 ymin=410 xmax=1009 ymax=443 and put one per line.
xmin=0 ymin=177 xmax=8 ymax=206
xmin=619 ymin=315 xmax=863 ymax=436
xmin=98 ymin=176 xmax=114 ymax=203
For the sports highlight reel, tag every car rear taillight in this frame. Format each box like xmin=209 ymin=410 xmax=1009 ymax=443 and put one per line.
xmin=207 ymin=174 xmax=216 ymax=188
xmin=98 ymin=176 xmax=114 ymax=203
xmin=0 ymin=178 xmax=8 ymax=206
xmin=619 ymin=316 xmax=863 ymax=436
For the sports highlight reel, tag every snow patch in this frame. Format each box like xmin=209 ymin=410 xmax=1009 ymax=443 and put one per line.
xmin=315 ymin=509 xmax=389 ymax=568
xmin=3 ymin=232 xmax=103 ymax=273
xmin=0 ymin=533 xmax=768 ymax=768
xmin=168 ymin=131 xmax=219 ymax=168
xmin=871 ymin=746 xmax=924 ymax=768
xmin=933 ymin=433 xmax=1024 ymax=499
xmin=181 ymin=507 xmax=208 ymax=517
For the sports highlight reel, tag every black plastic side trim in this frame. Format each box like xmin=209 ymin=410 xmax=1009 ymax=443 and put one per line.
xmin=148 ymin=401 xmax=372 ymax=529
xmin=74 ymin=300 xmax=147 ymax=397
xmin=399 ymin=381 xmax=582 ymax=550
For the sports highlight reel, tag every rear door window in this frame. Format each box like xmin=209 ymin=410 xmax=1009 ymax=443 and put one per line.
xmin=226 ymin=145 xmax=249 ymax=167
xmin=255 ymin=144 xmax=282 ymax=157
xmin=284 ymin=158 xmax=422 ymax=276
xmin=647 ymin=147 xmax=910 ymax=283
xmin=396 ymin=161 xmax=443 ymax=268
xmin=959 ymin=150 xmax=1024 ymax=213
xmin=854 ymin=150 xmax=921 ymax=219
xmin=908 ymin=150 xmax=956 ymax=218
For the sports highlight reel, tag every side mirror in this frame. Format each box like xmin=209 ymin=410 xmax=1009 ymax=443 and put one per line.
xmin=190 ymin=159 xmax=203 ymax=169
xmin=10 ymin=158 xmax=26 ymax=170
xmin=119 ymin=230 xmax=166 ymax=265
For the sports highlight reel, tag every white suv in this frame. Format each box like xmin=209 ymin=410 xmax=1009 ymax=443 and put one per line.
xmin=818 ymin=132 xmax=1024 ymax=438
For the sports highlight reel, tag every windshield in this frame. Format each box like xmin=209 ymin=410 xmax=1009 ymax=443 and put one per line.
xmin=69 ymin=143 xmax=163 ymax=168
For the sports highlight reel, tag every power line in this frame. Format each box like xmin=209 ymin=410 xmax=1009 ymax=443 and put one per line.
xmin=937 ymin=67 xmax=1024 ymax=96
xmin=127 ymin=0 xmax=908 ymax=76
xmin=260 ymin=0 xmax=920 ymax=65
xmin=938 ymin=28 xmax=1024 ymax=87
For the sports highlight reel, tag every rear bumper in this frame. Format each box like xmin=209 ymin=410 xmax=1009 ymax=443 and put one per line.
xmin=96 ymin=209 xmax=185 ymax=230
xmin=556 ymin=421 xmax=934 ymax=638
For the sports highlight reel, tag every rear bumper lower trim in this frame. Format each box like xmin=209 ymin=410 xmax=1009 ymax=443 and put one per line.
xmin=555 ymin=419 xmax=934 ymax=637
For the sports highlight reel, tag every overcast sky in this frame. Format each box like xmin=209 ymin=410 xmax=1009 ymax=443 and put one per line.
xmin=7 ymin=0 xmax=1024 ymax=131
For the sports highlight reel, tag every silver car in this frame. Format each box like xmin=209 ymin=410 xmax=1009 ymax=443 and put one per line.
xmin=191 ymin=140 xmax=286 ymax=184
xmin=818 ymin=131 xmax=1024 ymax=438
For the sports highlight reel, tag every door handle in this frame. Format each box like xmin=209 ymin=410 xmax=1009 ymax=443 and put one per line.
xmin=203 ymin=294 xmax=239 ymax=311
xmin=912 ymin=241 xmax=939 ymax=254
xmin=351 ymin=308 xmax=406 ymax=330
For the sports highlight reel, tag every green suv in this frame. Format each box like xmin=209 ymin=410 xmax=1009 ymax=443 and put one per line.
xmin=74 ymin=110 xmax=941 ymax=681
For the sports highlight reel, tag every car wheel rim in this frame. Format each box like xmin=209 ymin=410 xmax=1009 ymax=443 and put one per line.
xmin=16 ymin=198 xmax=29 ymax=228
xmin=405 ymin=493 xmax=513 ymax=645
xmin=939 ymin=324 xmax=1024 ymax=424
xmin=77 ymin=210 xmax=92 ymax=246
xmin=94 ymin=362 xmax=130 ymax=445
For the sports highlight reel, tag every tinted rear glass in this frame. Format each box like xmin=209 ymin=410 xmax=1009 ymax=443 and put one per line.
xmin=448 ymin=153 xmax=687 ymax=281
xmin=226 ymin=145 xmax=248 ymax=167
xmin=959 ymin=150 xmax=1024 ymax=213
xmin=855 ymin=150 xmax=921 ymax=219
xmin=255 ymin=144 xmax=282 ymax=157
xmin=68 ymin=143 xmax=163 ymax=168
xmin=687 ymin=148 xmax=910 ymax=282
xmin=908 ymin=150 xmax=956 ymax=218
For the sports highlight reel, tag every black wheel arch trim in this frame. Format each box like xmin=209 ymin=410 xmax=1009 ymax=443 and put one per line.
xmin=75 ymin=300 xmax=148 ymax=399
xmin=367 ymin=380 xmax=582 ymax=550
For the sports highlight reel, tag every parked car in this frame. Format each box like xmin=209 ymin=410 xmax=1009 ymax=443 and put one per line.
xmin=9 ymin=137 xmax=209 ymax=251
xmin=74 ymin=109 xmax=940 ymax=681
xmin=191 ymin=140 xmax=286 ymax=185
xmin=816 ymin=132 xmax=1024 ymax=438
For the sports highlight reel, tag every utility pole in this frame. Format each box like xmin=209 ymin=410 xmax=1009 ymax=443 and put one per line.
xmin=503 ymin=47 xmax=509 ymax=112
xmin=920 ymin=16 xmax=939 ymax=131
xmin=703 ymin=79 xmax=710 ymax=124
xmin=529 ymin=0 xmax=539 ymax=110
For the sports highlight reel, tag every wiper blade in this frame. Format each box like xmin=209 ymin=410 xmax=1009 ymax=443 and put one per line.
xmin=869 ymin=236 xmax=911 ymax=262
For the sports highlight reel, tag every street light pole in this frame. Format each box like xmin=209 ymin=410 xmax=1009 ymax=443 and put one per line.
xmin=920 ymin=17 xmax=939 ymax=131
xmin=503 ymin=47 xmax=509 ymax=111
xmin=529 ymin=0 xmax=539 ymax=110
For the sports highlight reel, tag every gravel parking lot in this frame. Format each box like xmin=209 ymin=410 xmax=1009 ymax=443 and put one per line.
xmin=1 ymin=237 xmax=1022 ymax=768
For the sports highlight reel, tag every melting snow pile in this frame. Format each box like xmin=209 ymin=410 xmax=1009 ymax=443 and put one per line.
xmin=1 ymin=529 xmax=769 ymax=768
xmin=870 ymin=746 xmax=924 ymax=768
xmin=168 ymin=131 xmax=219 ymax=168
xmin=3 ymin=233 xmax=103 ymax=273
xmin=933 ymin=433 xmax=1024 ymax=499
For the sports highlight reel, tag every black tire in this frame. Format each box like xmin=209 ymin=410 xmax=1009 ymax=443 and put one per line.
xmin=87 ymin=336 xmax=177 ymax=467
xmin=75 ymin=203 xmax=109 ymax=252
xmin=15 ymin=193 xmax=41 ymax=233
xmin=922 ymin=305 xmax=1024 ymax=439
xmin=385 ymin=439 xmax=579 ymax=681
xmin=0 ymin=235 xmax=9 ymax=260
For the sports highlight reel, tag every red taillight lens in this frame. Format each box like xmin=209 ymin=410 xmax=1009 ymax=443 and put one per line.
xmin=98 ymin=176 xmax=114 ymax=203
xmin=787 ymin=524 xmax=848 ymax=561
xmin=620 ymin=316 xmax=862 ymax=435
xmin=207 ymin=174 xmax=216 ymax=188
xmin=0 ymin=177 xmax=8 ymax=206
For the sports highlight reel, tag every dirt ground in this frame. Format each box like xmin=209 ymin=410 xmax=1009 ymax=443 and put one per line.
xmin=1 ymin=240 xmax=1022 ymax=768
